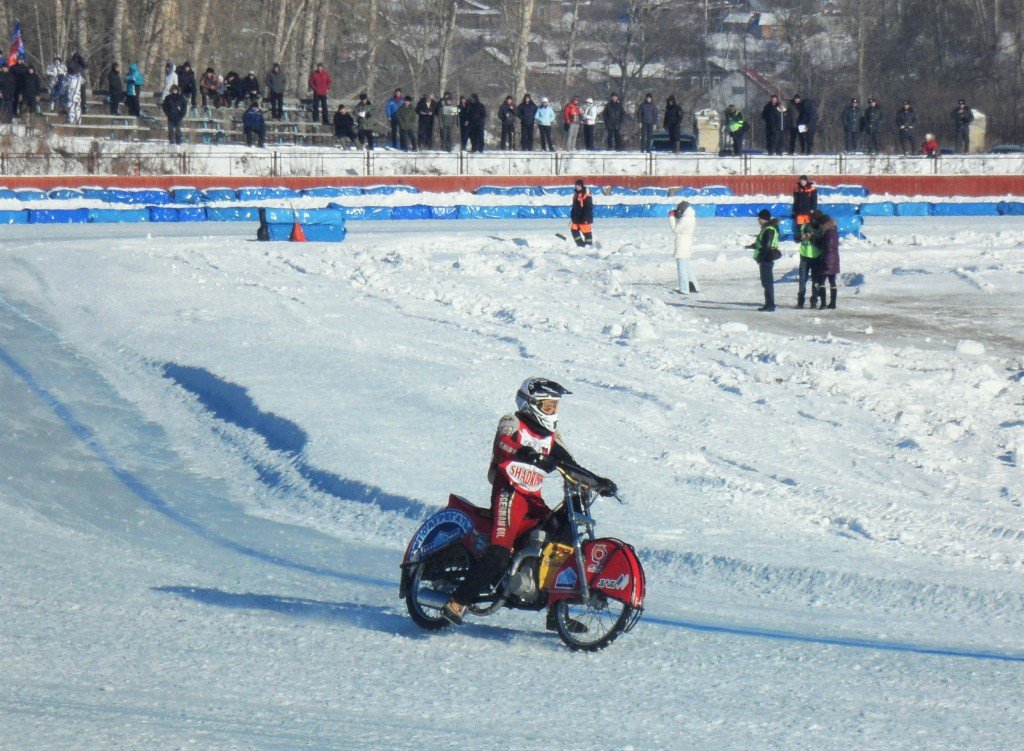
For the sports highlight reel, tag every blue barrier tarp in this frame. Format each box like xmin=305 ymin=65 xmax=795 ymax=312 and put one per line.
xmin=236 ymin=187 xmax=302 ymax=201
xmin=777 ymin=217 xmax=795 ymax=241
xmin=390 ymin=204 xmax=433 ymax=220
xmin=456 ymin=205 xmax=520 ymax=219
xmin=818 ymin=184 xmax=869 ymax=198
xmin=148 ymin=206 xmax=180 ymax=222
xmin=123 ymin=189 xmax=170 ymax=205
xmin=635 ymin=187 xmax=670 ymax=197
xmin=362 ymin=185 xmax=419 ymax=195
xmin=205 ymin=206 xmax=260 ymax=221
xmin=893 ymin=201 xmax=932 ymax=216
xmin=431 ymin=206 xmax=459 ymax=220
xmin=819 ymin=203 xmax=860 ymax=217
xmin=88 ymin=208 xmax=149 ymax=223
xmin=715 ymin=203 xmax=764 ymax=217
xmin=262 ymin=207 xmax=347 ymax=225
xmin=27 ymin=208 xmax=90 ymax=223
xmin=171 ymin=188 xmax=203 ymax=204
xmin=204 ymin=188 xmax=238 ymax=202
xmin=176 ymin=207 xmax=207 ymax=222
xmin=15 ymin=189 xmax=47 ymax=201
xmin=998 ymin=201 xmax=1024 ymax=215
xmin=301 ymin=186 xmax=364 ymax=198
xmin=837 ymin=214 xmax=864 ymax=238
xmin=331 ymin=205 xmax=393 ymax=220
xmin=537 ymin=186 xmax=574 ymax=196
xmin=266 ymin=223 xmax=347 ymax=242
xmin=82 ymin=187 xmax=107 ymax=201
xmin=679 ymin=185 xmax=733 ymax=197
xmin=607 ymin=186 xmax=637 ymax=196
xmin=692 ymin=203 xmax=717 ymax=218
xmin=859 ymin=201 xmax=896 ymax=217
xmin=930 ymin=202 xmax=1000 ymax=216
xmin=517 ymin=205 xmax=554 ymax=219
xmin=47 ymin=188 xmax=85 ymax=200
xmin=0 ymin=188 xmax=20 ymax=199
xmin=0 ymin=210 xmax=28 ymax=224
xmin=475 ymin=186 xmax=530 ymax=196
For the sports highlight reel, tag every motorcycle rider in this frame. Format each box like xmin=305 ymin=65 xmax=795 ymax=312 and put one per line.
xmin=443 ymin=378 xmax=617 ymax=630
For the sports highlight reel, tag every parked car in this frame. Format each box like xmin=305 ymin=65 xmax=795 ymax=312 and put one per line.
xmin=650 ymin=130 xmax=698 ymax=152
xmin=988 ymin=144 xmax=1024 ymax=154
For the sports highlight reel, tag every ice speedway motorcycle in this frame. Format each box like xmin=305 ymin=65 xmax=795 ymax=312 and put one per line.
xmin=399 ymin=462 xmax=646 ymax=651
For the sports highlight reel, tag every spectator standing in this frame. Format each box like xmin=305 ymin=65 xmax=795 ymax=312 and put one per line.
xmin=498 ymin=95 xmax=516 ymax=150
xmin=0 ymin=64 xmax=14 ymax=123
xmin=952 ymin=98 xmax=973 ymax=153
xmin=724 ymin=103 xmax=747 ymax=155
xmin=457 ymin=95 xmax=470 ymax=150
xmin=386 ymin=89 xmax=404 ymax=148
xmin=785 ymin=95 xmax=802 ymax=154
xmin=10 ymin=60 xmax=28 ymax=116
xmin=664 ymin=95 xmax=683 ymax=153
xmin=177 ymin=62 xmax=197 ymax=109
xmin=603 ymin=92 xmax=625 ymax=150
xmin=416 ymin=93 xmax=438 ymax=148
xmin=22 ymin=65 xmax=40 ymax=115
xmin=354 ymin=92 xmax=375 ymax=149
xmin=895 ymin=100 xmax=918 ymax=155
xmin=582 ymin=97 xmax=599 ymax=151
xmin=792 ymin=174 xmax=817 ymax=226
xmin=795 ymin=217 xmax=824 ymax=309
xmin=124 ymin=63 xmax=144 ymax=118
xmin=669 ymin=201 xmax=699 ymax=295
xmin=535 ymin=97 xmax=556 ymax=151
xmin=563 ymin=95 xmax=582 ymax=150
xmin=199 ymin=68 xmax=219 ymax=111
xmin=811 ymin=210 xmax=840 ymax=309
xmin=516 ymin=93 xmax=537 ymax=150
xmin=840 ymin=97 xmax=861 ymax=151
xmin=397 ymin=96 xmax=418 ymax=150
xmin=161 ymin=61 xmax=177 ymax=98
xmin=242 ymin=98 xmax=266 ymax=147
xmin=307 ymin=63 xmax=330 ymax=125
xmin=66 ymin=53 xmax=88 ymax=117
xmin=747 ymin=209 xmax=780 ymax=312
xmin=465 ymin=93 xmax=487 ymax=153
xmin=569 ymin=179 xmax=594 ymax=247
xmin=265 ymin=63 xmax=287 ymax=120
xmin=439 ymin=92 xmax=459 ymax=151
xmin=637 ymin=92 xmax=657 ymax=152
xmin=63 ymin=65 xmax=84 ymax=124
xmin=921 ymin=132 xmax=939 ymax=157
xmin=45 ymin=56 xmax=66 ymax=112
xmin=761 ymin=95 xmax=785 ymax=155
xmin=798 ymin=95 xmax=818 ymax=153
xmin=162 ymin=84 xmax=188 ymax=144
xmin=333 ymin=104 xmax=358 ymax=148
xmin=861 ymin=98 xmax=883 ymax=154
xmin=107 ymin=63 xmax=124 ymax=115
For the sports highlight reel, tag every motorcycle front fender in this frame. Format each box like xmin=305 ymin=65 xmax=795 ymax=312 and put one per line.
xmin=546 ymin=537 xmax=646 ymax=609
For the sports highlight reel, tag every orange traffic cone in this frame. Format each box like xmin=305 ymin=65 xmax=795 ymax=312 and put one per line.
xmin=289 ymin=221 xmax=307 ymax=242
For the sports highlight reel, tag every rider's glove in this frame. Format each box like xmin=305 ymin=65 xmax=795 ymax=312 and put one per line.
xmin=595 ymin=477 xmax=618 ymax=497
xmin=515 ymin=446 xmax=542 ymax=464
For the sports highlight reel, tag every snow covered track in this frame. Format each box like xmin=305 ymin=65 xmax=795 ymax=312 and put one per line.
xmin=3 ymin=218 xmax=1024 ymax=749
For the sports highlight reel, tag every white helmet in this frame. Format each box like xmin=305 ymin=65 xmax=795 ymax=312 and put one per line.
xmin=515 ymin=377 xmax=571 ymax=432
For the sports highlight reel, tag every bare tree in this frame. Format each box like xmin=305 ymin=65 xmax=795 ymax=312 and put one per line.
xmin=561 ymin=0 xmax=584 ymax=99
xmin=502 ymin=0 xmax=536 ymax=99
xmin=434 ymin=0 xmax=459 ymax=96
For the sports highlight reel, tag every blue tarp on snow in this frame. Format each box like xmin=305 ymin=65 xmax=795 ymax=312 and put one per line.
xmin=0 ymin=188 xmax=20 ymax=199
xmin=817 ymin=184 xmax=869 ymax=198
xmin=930 ymin=202 xmax=1000 ymax=216
xmin=456 ymin=205 xmax=520 ymax=219
xmin=997 ymin=201 xmax=1024 ymax=215
xmin=361 ymin=185 xmax=419 ymax=195
xmin=691 ymin=203 xmax=718 ymax=218
xmin=837 ymin=214 xmax=864 ymax=238
xmin=203 ymin=188 xmax=238 ymax=202
xmin=176 ymin=207 xmax=207 ymax=222
xmin=171 ymin=188 xmax=204 ymax=204
xmin=430 ymin=206 xmax=459 ymax=220
xmin=858 ymin=201 xmax=896 ymax=217
xmin=635 ymin=187 xmax=670 ymax=197
xmin=893 ymin=201 xmax=932 ymax=216
xmin=121 ymin=189 xmax=171 ymax=205
xmin=715 ymin=202 xmax=790 ymax=218
xmin=148 ymin=206 xmax=180 ymax=222
xmin=88 ymin=208 xmax=149 ymax=223
xmin=47 ymin=188 xmax=85 ymax=200
xmin=330 ymin=205 xmax=392 ymax=221
xmin=0 ymin=210 xmax=28 ymax=224
xmin=15 ymin=189 xmax=47 ymax=201
xmin=537 ymin=186 xmax=575 ymax=196
xmin=475 ymin=186 xmax=536 ymax=196
xmin=390 ymin=204 xmax=433 ymax=220
xmin=517 ymin=205 xmax=554 ymax=219
xmin=676 ymin=185 xmax=733 ymax=197
xmin=819 ymin=203 xmax=860 ymax=217
xmin=262 ymin=207 xmax=347 ymax=225
xmin=301 ymin=186 xmax=364 ymax=198
xmin=265 ymin=223 xmax=346 ymax=242
xmin=606 ymin=186 xmax=637 ymax=196
xmin=236 ymin=187 xmax=303 ymax=201
xmin=777 ymin=217 xmax=796 ymax=241
xmin=205 ymin=206 xmax=260 ymax=221
xmin=27 ymin=208 xmax=90 ymax=223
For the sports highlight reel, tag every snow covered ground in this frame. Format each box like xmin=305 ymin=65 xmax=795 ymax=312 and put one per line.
xmin=2 ymin=214 xmax=1023 ymax=749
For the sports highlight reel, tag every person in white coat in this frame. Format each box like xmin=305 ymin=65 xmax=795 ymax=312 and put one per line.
xmin=669 ymin=200 xmax=699 ymax=294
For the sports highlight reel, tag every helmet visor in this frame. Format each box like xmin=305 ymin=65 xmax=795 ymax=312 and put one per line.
xmin=536 ymin=399 xmax=559 ymax=416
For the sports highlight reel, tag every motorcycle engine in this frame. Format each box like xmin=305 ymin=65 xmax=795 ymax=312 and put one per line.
xmin=508 ymin=559 xmax=539 ymax=603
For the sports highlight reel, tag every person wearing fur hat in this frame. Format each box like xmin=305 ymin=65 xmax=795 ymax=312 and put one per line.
xmin=570 ymin=180 xmax=594 ymax=247
xmin=669 ymin=201 xmax=699 ymax=294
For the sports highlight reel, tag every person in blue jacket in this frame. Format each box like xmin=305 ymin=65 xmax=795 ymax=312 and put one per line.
xmin=243 ymin=98 xmax=266 ymax=147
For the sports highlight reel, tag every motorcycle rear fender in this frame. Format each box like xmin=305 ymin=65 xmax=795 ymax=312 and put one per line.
xmin=546 ymin=537 xmax=646 ymax=609
xmin=399 ymin=496 xmax=490 ymax=596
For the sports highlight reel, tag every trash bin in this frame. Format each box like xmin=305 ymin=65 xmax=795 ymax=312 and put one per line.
xmin=968 ymin=109 xmax=986 ymax=153
xmin=694 ymin=108 xmax=720 ymax=154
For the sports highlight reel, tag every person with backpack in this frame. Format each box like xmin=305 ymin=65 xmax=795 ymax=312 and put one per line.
xmin=746 ymin=209 xmax=780 ymax=311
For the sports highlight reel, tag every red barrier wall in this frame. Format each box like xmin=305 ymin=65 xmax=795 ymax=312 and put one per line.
xmin=2 ymin=174 xmax=1023 ymax=196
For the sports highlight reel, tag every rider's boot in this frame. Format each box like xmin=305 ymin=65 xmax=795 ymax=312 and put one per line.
xmin=546 ymin=605 xmax=588 ymax=634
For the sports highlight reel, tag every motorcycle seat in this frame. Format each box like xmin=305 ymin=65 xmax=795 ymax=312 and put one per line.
xmin=449 ymin=494 xmax=493 ymax=520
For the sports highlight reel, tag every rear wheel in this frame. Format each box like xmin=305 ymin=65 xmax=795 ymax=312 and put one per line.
xmin=553 ymin=594 xmax=635 ymax=651
xmin=405 ymin=546 xmax=471 ymax=630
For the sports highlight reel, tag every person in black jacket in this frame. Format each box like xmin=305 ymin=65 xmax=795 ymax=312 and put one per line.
xmin=952 ymin=98 xmax=973 ymax=153
xmin=107 ymin=63 xmax=124 ymax=114
xmin=464 ymin=93 xmax=486 ymax=153
xmin=498 ymin=95 xmax=516 ymax=150
xmin=664 ymin=95 xmax=683 ymax=153
xmin=792 ymin=174 xmax=817 ymax=225
xmin=516 ymin=93 xmax=537 ymax=150
xmin=785 ymin=95 xmax=802 ymax=155
xmin=569 ymin=179 xmax=594 ymax=247
xmin=603 ymin=92 xmax=625 ymax=150
xmin=176 ymin=62 xmax=197 ymax=109
xmin=797 ymin=95 xmax=818 ymax=154
xmin=333 ymin=104 xmax=358 ymax=148
xmin=416 ymin=94 xmax=438 ymax=148
xmin=22 ymin=64 xmax=41 ymax=115
xmin=761 ymin=95 xmax=785 ymax=155
xmin=162 ymin=84 xmax=188 ymax=145
xmin=0 ymin=63 xmax=16 ymax=123
xmin=840 ymin=98 xmax=861 ymax=151
xmin=895 ymin=100 xmax=918 ymax=155
xmin=861 ymin=98 xmax=883 ymax=154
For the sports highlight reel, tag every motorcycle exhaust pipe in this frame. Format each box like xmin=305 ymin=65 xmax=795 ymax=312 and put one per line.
xmin=415 ymin=588 xmax=451 ymax=610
